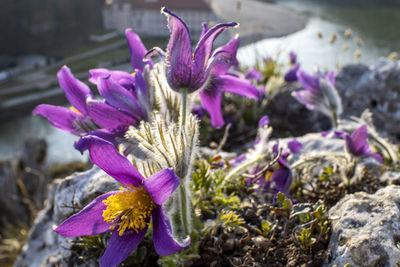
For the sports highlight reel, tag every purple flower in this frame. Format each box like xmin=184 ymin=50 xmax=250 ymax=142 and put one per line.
xmin=344 ymin=125 xmax=383 ymax=163
xmin=287 ymin=139 xmax=302 ymax=153
xmin=33 ymin=66 xmax=147 ymax=153
xmin=199 ymin=35 xmax=260 ymax=128
xmin=161 ymin=8 xmax=237 ymax=93
xmin=284 ymin=63 xmax=300 ymax=82
xmin=264 ymin=142 xmax=292 ymax=195
xmin=293 ymin=69 xmax=343 ymax=122
xmin=245 ymin=67 xmax=263 ymax=81
xmin=289 ymin=51 xmax=297 ymax=64
xmin=258 ymin=115 xmax=270 ymax=128
xmin=88 ymin=69 xmax=149 ymax=123
xmin=54 ymin=136 xmax=189 ymax=267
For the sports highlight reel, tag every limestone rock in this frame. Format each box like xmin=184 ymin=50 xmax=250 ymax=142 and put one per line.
xmin=336 ymin=59 xmax=400 ymax=141
xmin=14 ymin=166 xmax=119 ymax=267
xmin=326 ymin=185 xmax=400 ymax=267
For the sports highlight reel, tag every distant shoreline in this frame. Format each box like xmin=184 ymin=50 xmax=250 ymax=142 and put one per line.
xmin=206 ymin=0 xmax=308 ymax=44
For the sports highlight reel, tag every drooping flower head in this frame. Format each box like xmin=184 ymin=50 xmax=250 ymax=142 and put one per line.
xmin=344 ymin=125 xmax=383 ymax=163
xmin=293 ymin=69 xmax=343 ymax=125
xmin=33 ymin=66 xmax=142 ymax=150
xmin=161 ymin=7 xmax=237 ymax=93
xmin=54 ymin=136 xmax=189 ymax=267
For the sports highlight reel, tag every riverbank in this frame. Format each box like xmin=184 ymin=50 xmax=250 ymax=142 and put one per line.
xmin=207 ymin=0 xmax=308 ymax=44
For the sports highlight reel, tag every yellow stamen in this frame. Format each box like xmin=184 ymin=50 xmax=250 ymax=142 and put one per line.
xmin=102 ymin=186 xmax=154 ymax=236
xmin=69 ymin=106 xmax=82 ymax=115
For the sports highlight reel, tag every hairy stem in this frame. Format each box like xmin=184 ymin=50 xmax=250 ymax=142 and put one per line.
xmin=180 ymin=88 xmax=188 ymax=128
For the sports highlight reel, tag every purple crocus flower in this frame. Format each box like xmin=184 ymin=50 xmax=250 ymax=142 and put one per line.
xmin=191 ymin=103 xmax=207 ymax=119
xmin=54 ymin=136 xmax=189 ymax=267
xmin=161 ymin=8 xmax=237 ymax=93
xmin=284 ymin=63 xmax=300 ymax=82
xmin=245 ymin=67 xmax=263 ymax=81
xmin=344 ymin=125 xmax=383 ymax=163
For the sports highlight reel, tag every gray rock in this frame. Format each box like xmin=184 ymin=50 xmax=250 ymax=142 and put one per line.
xmin=326 ymin=185 xmax=400 ymax=267
xmin=14 ymin=166 xmax=119 ymax=267
xmin=336 ymin=59 xmax=400 ymax=140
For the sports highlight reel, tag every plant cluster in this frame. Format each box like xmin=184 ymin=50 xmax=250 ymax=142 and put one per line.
xmin=32 ymin=7 xmax=397 ymax=267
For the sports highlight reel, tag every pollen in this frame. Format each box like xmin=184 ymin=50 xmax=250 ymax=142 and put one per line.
xmin=69 ymin=106 xmax=82 ymax=115
xmin=102 ymin=186 xmax=154 ymax=236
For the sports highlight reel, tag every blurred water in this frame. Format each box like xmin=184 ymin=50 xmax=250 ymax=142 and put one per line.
xmin=0 ymin=115 xmax=87 ymax=165
xmin=238 ymin=0 xmax=400 ymax=71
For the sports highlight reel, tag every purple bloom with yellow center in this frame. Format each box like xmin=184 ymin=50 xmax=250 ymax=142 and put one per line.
xmin=160 ymin=7 xmax=238 ymax=94
xmin=344 ymin=125 xmax=383 ymax=163
xmin=54 ymin=136 xmax=189 ymax=267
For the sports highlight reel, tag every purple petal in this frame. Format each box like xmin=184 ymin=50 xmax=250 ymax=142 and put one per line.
xmin=97 ymin=76 xmax=141 ymax=120
xmin=54 ymin=191 xmax=116 ymax=237
xmin=86 ymin=99 xmax=137 ymax=133
xmin=200 ymin=22 xmax=208 ymax=37
xmin=348 ymin=125 xmax=369 ymax=155
xmin=33 ymin=104 xmax=84 ymax=135
xmin=325 ymin=71 xmax=336 ymax=87
xmin=162 ymin=8 xmax=193 ymax=90
xmin=143 ymin=168 xmax=180 ymax=205
xmin=245 ymin=67 xmax=263 ymax=81
xmin=321 ymin=130 xmax=330 ymax=137
xmin=258 ymin=115 xmax=270 ymax=127
xmin=287 ymin=139 xmax=302 ymax=153
xmin=284 ymin=63 xmax=300 ymax=82
xmin=133 ymin=70 xmax=149 ymax=121
xmin=74 ymin=129 xmax=121 ymax=154
xmin=79 ymin=135 xmax=144 ymax=187
xmin=100 ymin=227 xmax=147 ymax=267
xmin=192 ymin=22 xmax=238 ymax=80
xmin=289 ymin=51 xmax=297 ymax=64
xmin=200 ymin=86 xmax=224 ymax=128
xmin=57 ymin=66 xmax=93 ymax=115
xmin=152 ymin=206 xmax=190 ymax=256
xmin=125 ymin=29 xmax=149 ymax=72
xmin=297 ymin=70 xmax=319 ymax=92
xmin=370 ymin=153 xmax=384 ymax=164
xmin=272 ymin=167 xmax=292 ymax=195
xmin=333 ymin=130 xmax=345 ymax=138
xmin=214 ymin=34 xmax=240 ymax=68
xmin=218 ymin=74 xmax=260 ymax=99
xmin=292 ymin=90 xmax=317 ymax=110
xmin=89 ymin=69 xmax=135 ymax=91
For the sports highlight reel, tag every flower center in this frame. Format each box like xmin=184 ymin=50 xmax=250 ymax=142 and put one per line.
xmin=102 ymin=186 xmax=154 ymax=236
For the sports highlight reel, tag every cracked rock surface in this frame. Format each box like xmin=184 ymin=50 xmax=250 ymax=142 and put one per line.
xmin=326 ymin=185 xmax=400 ymax=267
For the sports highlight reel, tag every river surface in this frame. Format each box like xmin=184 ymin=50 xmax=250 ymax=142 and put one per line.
xmin=1 ymin=0 xmax=399 ymax=164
